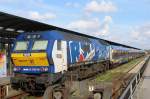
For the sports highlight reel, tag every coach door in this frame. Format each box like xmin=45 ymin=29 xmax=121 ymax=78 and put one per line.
xmin=52 ymin=40 xmax=67 ymax=73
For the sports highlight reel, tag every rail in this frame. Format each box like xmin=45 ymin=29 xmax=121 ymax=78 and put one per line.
xmin=5 ymin=91 xmax=29 ymax=99
xmin=119 ymin=56 xmax=150 ymax=99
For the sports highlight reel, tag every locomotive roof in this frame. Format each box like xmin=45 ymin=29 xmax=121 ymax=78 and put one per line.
xmin=0 ymin=11 xmax=140 ymax=50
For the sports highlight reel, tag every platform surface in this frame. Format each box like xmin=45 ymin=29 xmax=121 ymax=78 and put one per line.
xmin=133 ymin=59 xmax=150 ymax=99
xmin=0 ymin=77 xmax=10 ymax=85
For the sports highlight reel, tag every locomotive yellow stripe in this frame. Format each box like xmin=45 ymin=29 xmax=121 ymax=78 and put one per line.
xmin=11 ymin=53 xmax=24 ymax=57
xmin=11 ymin=53 xmax=47 ymax=57
xmin=11 ymin=53 xmax=49 ymax=66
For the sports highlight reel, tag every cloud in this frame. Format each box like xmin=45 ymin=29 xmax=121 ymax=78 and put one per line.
xmin=0 ymin=0 xmax=43 ymax=5
xmin=28 ymin=11 xmax=56 ymax=21
xmin=130 ymin=23 xmax=150 ymax=49
xmin=0 ymin=0 xmax=17 ymax=3
xmin=85 ymin=0 xmax=117 ymax=13
xmin=100 ymin=16 xmax=112 ymax=35
xmin=67 ymin=16 xmax=112 ymax=37
xmin=0 ymin=0 xmax=57 ymax=23
xmin=131 ymin=23 xmax=150 ymax=40
xmin=106 ymin=23 xmax=150 ymax=49
xmin=131 ymin=30 xmax=140 ymax=39
xmin=67 ymin=18 xmax=100 ymax=31
xmin=65 ymin=2 xmax=80 ymax=8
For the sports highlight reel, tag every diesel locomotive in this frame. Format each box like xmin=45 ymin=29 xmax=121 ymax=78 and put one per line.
xmin=10 ymin=30 xmax=144 ymax=95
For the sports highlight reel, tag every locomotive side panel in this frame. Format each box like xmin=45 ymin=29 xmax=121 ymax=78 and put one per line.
xmin=51 ymin=30 xmax=110 ymax=68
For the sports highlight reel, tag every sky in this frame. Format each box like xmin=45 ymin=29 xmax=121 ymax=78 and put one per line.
xmin=0 ymin=0 xmax=150 ymax=49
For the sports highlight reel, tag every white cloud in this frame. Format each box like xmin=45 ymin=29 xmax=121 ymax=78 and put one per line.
xmin=67 ymin=16 xmax=112 ymax=37
xmin=85 ymin=0 xmax=117 ymax=13
xmin=0 ymin=0 xmax=57 ymax=22
xmin=28 ymin=11 xmax=56 ymax=21
xmin=65 ymin=2 xmax=80 ymax=8
xmin=110 ymin=23 xmax=150 ymax=49
xmin=131 ymin=23 xmax=150 ymax=40
xmin=0 ymin=0 xmax=43 ymax=4
xmin=100 ymin=16 xmax=112 ymax=35
xmin=104 ymin=16 xmax=112 ymax=23
xmin=0 ymin=0 xmax=17 ymax=3
xmin=131 ymin=30 xmax=140 ymax=39
xmin=67 ymin=18 xmax=100 ymax=31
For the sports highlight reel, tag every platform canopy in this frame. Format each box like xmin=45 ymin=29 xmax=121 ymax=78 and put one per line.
xmin=0 ymin=11 xmax=140 ymax=49
xmin=0 ymin=11 xmax=55 ymax=39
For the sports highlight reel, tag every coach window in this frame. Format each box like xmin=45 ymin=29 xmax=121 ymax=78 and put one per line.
xmin=57 ymin=40 xmax=62 ymax=50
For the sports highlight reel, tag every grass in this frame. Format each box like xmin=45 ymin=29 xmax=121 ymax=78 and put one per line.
xmin=95 ymin=57 xmax=145 ymax=82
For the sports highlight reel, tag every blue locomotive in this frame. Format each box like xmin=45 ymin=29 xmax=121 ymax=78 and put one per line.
xmin=10 ymin=30 xmax=144 ymax=95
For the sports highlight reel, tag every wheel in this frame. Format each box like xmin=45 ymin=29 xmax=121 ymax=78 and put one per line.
xmin=53 ymin=91 xmax=63 ymax=99
xmin=93 ymin=93 xmax=102 ymax=99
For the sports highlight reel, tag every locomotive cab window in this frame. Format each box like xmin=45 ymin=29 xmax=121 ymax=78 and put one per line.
xmin=15 ymin=41 xmax=29 ymax=51
xmin=32 ymin=40 xmax=48 ymax=50
xmin=57 ymin=40 xmax=62 ymax=50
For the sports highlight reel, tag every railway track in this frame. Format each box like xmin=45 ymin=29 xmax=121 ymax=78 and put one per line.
xmin=5 ymin=91 xmax=29 ymax=99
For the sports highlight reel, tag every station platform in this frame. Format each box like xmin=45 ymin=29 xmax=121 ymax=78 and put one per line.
xmin=133 ymin=58 xmax=150 ymax=99
xmin=0 ymin=77 xmax=10 ymax=85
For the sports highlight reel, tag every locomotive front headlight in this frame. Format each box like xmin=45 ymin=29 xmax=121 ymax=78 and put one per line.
xmin=44 ymin=67 xmax=48 ymax=71
xmin=13 ymin=67 xmax=20 ymax=71
xmin=13 ymin=67 xmax=17 ymax=71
